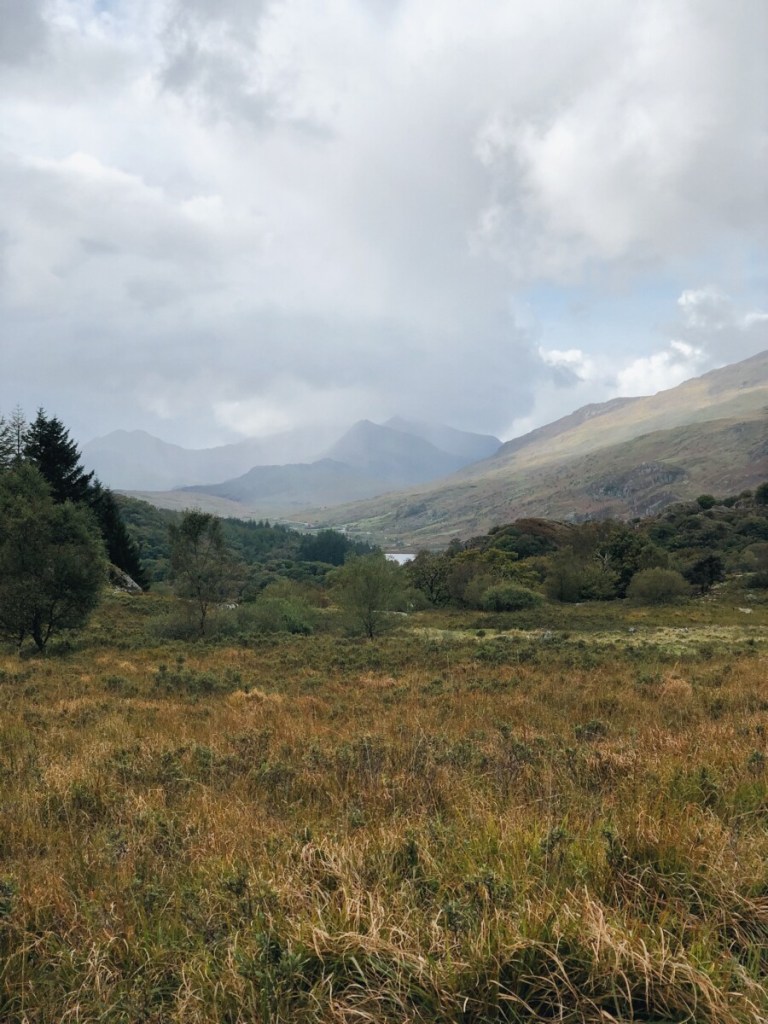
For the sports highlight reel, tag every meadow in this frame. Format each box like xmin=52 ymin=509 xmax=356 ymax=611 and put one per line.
xmin=1 ymin=591 xmax=766 ymax=1023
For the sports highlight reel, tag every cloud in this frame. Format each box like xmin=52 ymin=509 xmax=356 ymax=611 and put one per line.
xmin=0 ymin=1 xmax=765 ymax=448
xmin=674 ymin=286 xmax=768 ymax=363
xmin=470 ymin=1 xmax=768 ymax=280
xmin=615 ymin=341 xmax=707 ymax=397
xmin=0 ymin=0 xmax=48 ymax=63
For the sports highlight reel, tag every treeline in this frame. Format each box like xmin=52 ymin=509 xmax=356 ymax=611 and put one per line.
xmin=406 ymin=486 xmax=768 ymax=610
xmin=116 ymin=494 xmax=375 ymax=591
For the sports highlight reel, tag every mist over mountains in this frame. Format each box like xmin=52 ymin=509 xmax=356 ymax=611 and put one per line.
xmin=82 ymin=351 xmax=768 ymax=542
xmin=84 ymin=418 xmax=503 ymax=513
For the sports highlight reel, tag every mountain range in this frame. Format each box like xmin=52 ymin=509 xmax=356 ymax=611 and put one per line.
xmin=84 ymin=418 xmax=503 ymax=514
xmin=86 ymin=350 xmax=768 ymax=545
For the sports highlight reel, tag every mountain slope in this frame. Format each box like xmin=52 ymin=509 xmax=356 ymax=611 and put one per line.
xmin=181 ymin=459 xmax=395 ymax=509
xmin=472 ymin=349 xmax=768 ymax=478
xmin=323 ymin=420 xmax=467 ymax=484
xmin=301 ymin=351 xmax=768 ymax=546
xmin=384 ymin=417 xmax=501 ymax=461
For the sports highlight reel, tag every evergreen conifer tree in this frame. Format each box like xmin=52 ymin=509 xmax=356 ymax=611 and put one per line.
xmin=19 ymin=408 xmax=148 ymax=588
xmin=0 ymin=414 xmax=14 ymax=469
xmin=89 ymin=482 xmax=149 ymax=589
xmin=24 ymin=409 xmax=94 ymax=504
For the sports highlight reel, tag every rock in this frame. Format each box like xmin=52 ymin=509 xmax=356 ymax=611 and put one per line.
xmin=109 ymin=564 xmax=143 ymax=594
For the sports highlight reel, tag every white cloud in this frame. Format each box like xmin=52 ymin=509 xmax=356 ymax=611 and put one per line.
xmin=0 ymin=0 xmax=765 ymax=446
xmin=615 ymin=343 xmax=707 ymax=397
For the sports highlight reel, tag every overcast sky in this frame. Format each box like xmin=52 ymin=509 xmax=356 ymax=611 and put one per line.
xmin=1 ymin=0 xmax=766 ymax=448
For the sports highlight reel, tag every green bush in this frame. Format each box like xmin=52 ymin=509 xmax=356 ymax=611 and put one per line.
xmin=249 ymin=597 xmax=316 ymax=635
xmin=626 ymin=567 xmax=690 ymax=604
xmin=480 ymin=583 xmax=543 ymax=612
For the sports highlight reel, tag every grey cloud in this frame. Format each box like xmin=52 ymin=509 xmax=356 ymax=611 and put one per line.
xmin=471 ymin=2 xmax=768 ymax=280
xmin=160 ymin=0 xmax=282 ymax=129
xmin=0 ymin=1 xmax=765 ymax=449
xmin=0 ymin=0 xmax=47 ymax=63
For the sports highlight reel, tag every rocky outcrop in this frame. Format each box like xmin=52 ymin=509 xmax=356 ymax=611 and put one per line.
xmin=109 ymin=564 xmax=144 ymax=593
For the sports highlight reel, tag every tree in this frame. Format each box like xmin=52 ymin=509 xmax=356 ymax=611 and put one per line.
xmin=298 ymin=529 xmax=353 ymax=566
xmin=407 ymin=550 xmax=451 ymax=605
xmin=88 ymin=482 xmax=149 ymax=589
xmin=24 ymin=409 xmax=93 ymax=504
xmin=20 ymin=408 xmax=147 ymax=586
xmin=480 ymin=583 xmax=542 ymax=612
xmin=169 ymin=510 xmax=239 ymax=635
xmin=0 ymin=465 xmax=106 ymax=650
xmin=683 ymin=552 xmax=725 ymax=594
xmin=755 ymin=481 xmax=768 ymax=506
xmin=544 ymin=549 xmax=584 ymax=603
xmin=333 ymin=553 xmax=405 ymax=638
xmin=0 ymin=414 xmax=14 ymax=469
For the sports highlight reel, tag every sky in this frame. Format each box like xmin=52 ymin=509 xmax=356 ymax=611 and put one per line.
xmin=1 ymin=0 xmax=766 ymax=449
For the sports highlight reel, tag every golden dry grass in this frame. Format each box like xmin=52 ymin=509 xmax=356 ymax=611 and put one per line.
xmin=0 ymin=599 xmax=766 ymax=1022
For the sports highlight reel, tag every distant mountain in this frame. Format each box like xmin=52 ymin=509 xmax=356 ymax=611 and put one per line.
xmin=302 ymin=350 xmax=768 ymax=546
xmin=118 ymin=418 xmax=498 ymax=515
xmin=384 ymin=417 xmax=501 ymax=461
xmin=82 ymin=425 xmax=339 ymax=491
xmin=322 ymin=420 xmax=468 ymax=485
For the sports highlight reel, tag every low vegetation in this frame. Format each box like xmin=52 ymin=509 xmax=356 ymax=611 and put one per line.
xmin=1 ymin=410 xmax=767 ymax=1020
xmin=1 ymin=593 xmax=767 ymax=1022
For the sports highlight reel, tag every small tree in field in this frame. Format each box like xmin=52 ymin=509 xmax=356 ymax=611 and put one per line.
xmin=333 ymin=553 xmax=405 ymax=638
xmin=169 ymin=510 xmax=238 ymax=635
xmin=0 ymin=465 xmax=106 ymax=650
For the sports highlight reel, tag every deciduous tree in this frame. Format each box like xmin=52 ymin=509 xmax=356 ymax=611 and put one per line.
xmin=0 ymin=465 xmax=106 ymax=650
xmin=169 ymin=510 xmax=239 ymax=635
xmin=333 ymin=553 xmax=405 ymax=638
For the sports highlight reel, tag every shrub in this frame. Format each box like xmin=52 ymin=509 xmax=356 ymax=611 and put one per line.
xmin=480 ymin=583 xmax=542 ymax=612
xmin=627 ymin=567 xmax=690 ymax=604
xmin=249 ymin=597 xmax=316 ymax=635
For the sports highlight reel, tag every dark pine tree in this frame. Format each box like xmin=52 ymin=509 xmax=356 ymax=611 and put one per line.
xmin=23 ymin=408 xmax=148 ymax=588
xmin=24 ymin=409 xmax=94 ymax=504
xmin=89 ymin=482 xmax=149 ymax=590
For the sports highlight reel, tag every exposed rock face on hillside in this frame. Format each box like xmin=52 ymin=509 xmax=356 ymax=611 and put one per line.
xmin=588 ymin=462 xmax=689 ymax=516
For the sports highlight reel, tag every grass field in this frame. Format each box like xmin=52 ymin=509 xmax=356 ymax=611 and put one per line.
xmin=1 ymin=592 xmax=767 ymax=1022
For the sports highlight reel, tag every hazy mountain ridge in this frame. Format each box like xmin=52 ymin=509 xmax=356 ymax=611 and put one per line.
xmin=384 ymin=417 xmax=501 ymax=461
xmin=323 ymin=420 xmax=468 ymax=484
xmin=82 ymin=425 xmax=338 ymax=491
xmin=173 ymin=421 xmax=493 ymax=509
xmin=93 ymin=418 xmax=502 ymax=515
xmin=181 ymin=459 xmax=390 ymax=509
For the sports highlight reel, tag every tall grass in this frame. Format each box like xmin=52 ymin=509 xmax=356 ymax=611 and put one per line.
xmin=0 ymin=595 xmax=766 ymax=1021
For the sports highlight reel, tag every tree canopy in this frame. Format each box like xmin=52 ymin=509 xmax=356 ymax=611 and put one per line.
xmin=0 ymin=464 xmax=106 ymax=650
xmin=169 ymin=510 xmax=241 ymax=635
